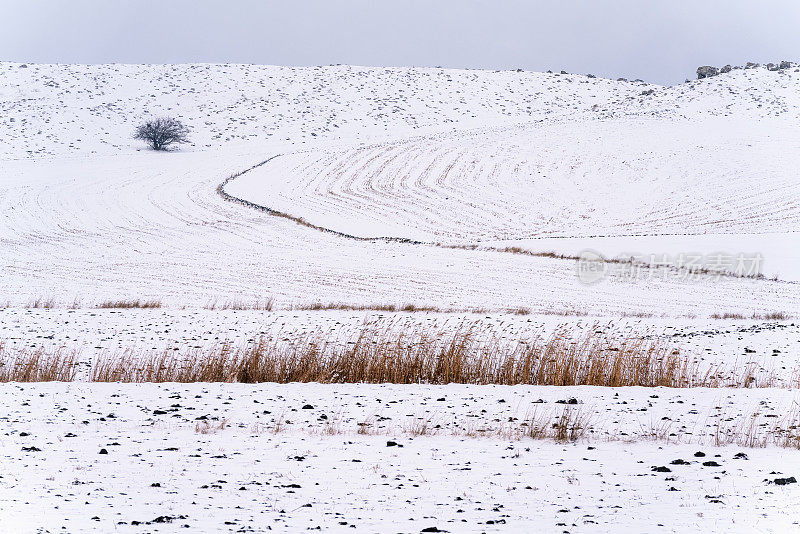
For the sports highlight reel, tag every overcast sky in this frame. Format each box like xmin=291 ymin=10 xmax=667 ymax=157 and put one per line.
xmin=2 ymin=0 xmax=799 ymax=85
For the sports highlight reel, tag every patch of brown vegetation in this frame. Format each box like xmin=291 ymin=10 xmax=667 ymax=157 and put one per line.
xmin=97 ymin=300 xmax=162 ymax=309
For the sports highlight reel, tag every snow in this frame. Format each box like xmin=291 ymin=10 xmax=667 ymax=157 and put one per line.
xmin=489 ymin=232 xmax=800 ymax=282
xmin=2 ymin=63 xmax=799 ymax=315
xmin=227 ymin=116 xmax=800 ymax=242
xmin=2 ymin=382 xmax=799 ymax=532
xmin=2 ymin=61 xmax=800 ymax=532
xmin=2 ymin=150 xmax=799 ymax=315
xmin=0 ymin=63 xmax=650 ymax=160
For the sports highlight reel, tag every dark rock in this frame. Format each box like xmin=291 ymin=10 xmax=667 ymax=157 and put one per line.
xmin=302 ymin=404 xmax=314 ymax=410
xmin=745 ymin=62 xmax=760 ymax=69
xmin=702 ymin=461 xmax=721 ymax=467
xmin=670 ymin=459 xmax=690 ymax=465
xmin=652 ymin=466 xmax=671 ymax=472
xmin=773 ymin=477 xmax=797 ymax=485
xmin=779 ymin=60 xmax=792 ymax=70
xmin=694 ymin=451 xmax=706 ymax=457
xmin=99 ymin=448 xmax=108 ymax=455
xmin=720 ymin=65 xmax=732 ymax=73
xmin=733 ymin=452 xmax=748 ymax=460
xmin=153 ymin=515 xmax=185 ymax=523
xmin=696 ymin=66 xmax=719 ymax=79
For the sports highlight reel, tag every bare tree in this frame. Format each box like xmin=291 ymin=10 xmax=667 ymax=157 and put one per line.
xmin=134 ymin=117 xmax=190 ymax=151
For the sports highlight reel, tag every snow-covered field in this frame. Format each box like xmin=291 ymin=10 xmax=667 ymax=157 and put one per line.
xmin=3 ymin=383 xmax=799 ymax=532
xmin=1 ymin=61 xmax=799 ymax=532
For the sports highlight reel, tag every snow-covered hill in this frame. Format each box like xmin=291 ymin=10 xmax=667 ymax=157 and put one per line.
xmin=1 ymin=62 xmax=798 ymax=313
xmin=0 ymin=62 xmax=650 ymax=159
xmin=228 ymin=115 xmax=800 ymax=241
xmin=227 ymin=67 xmax=800 ymax=241
xmin=3 ymin=62 xmax=800 ymax=534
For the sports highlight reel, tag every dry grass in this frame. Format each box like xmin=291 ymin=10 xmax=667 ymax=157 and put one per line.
xmin=507 ymin=407 xmax=590 ymax=442
xmin=195 ymin=418 xmax=227 ymax=434
xmin=760 ymin=311 xmax=790 ymax=320
xmin=97 ymin=299 xmax=162 ymax=309
xmin=713 ymin=410 xmax=800 ymax=449
xmin=242 ymin=405 xmax=800 ymax=450
xmin=201 ymin=403 xmax=800 ymax=450
xmin=0 ymin=345 xmax=78 ymax=382
xmin=290 ymin=302 xmax=493 ymax=313
xmin=26 ymin=297 xmax=56 ymax=309
xmin=540 ymin=308 xmax=589 ymax=317
xmin=203 ymin=298 xmax=274 ymax=311
xmin=87 ymin=327 xmax=694 ymax=387
xmin=0 ymin=322 xmax=791 ymax=388
xmin=0 ymin=325 xmax=757 ymax=387
xmin=0 ymin=297 xmax=523 ymax=314
xmin=406 ymin=416 xmax=437 ymax=436
xmin=73 ymin=326 xmax=710 ymax=387
xmin=711 ymin=311 xmax=791 ymax=320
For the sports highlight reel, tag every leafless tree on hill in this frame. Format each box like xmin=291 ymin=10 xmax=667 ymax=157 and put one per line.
xmin=134 ymin=117 xmax=190 ymax=151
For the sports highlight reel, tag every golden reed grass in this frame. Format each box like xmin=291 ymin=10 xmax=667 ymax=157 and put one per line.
xmin=0 ymin=325 xmax=777 ymax=388
xmin=90 ymin=328 xmax=697 ymax=386
xmin=0 ymin=345 xmax=78 ymax=382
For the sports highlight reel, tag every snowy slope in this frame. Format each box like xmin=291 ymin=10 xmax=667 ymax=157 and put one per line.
xmin=2 ymin=62 xmax=800 ymax=534
xmin=2 ymin=150 xmax=800 ymax=314
xmin=1 ymin=63 xmax=798 ymax=314
xmin=227 ymin=67 xmax=800 ymax=242
xmin=0 ymin=62 xmax=650 ymax=159
xmin=227 ymin=115 xmax=800 ymax=240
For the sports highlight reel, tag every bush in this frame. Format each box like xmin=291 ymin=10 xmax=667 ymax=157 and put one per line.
xmin=134 ymin=117 xmax=190 ymax=151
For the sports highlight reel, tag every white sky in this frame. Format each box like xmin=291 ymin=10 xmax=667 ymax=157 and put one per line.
xmin=2 ymin=0 xmax=799 ymax=85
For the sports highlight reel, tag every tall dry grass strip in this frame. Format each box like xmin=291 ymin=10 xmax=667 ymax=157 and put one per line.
xmin=90 ymin=326 xmax=700 ymax=387
xmin=0 ymin=344 xmax=78 ymax=382
xmin=1 ymin=324 xmax=786 ymax=387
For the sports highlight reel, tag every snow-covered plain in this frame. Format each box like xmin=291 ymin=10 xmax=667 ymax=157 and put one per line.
xmin=2 ymin=62 xmax=800 ymax=532
xmin=3 ymin=383 xmax=800 ymax=533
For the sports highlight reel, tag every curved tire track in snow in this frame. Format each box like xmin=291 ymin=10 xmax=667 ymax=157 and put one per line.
xmin=228 ymin=118 xmax=800 ymax=243
xmin=2 ymin=148 xmax=798 ymax=315
xmin=217 ymin=154 xmax=424 ymax=245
